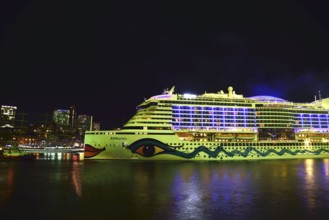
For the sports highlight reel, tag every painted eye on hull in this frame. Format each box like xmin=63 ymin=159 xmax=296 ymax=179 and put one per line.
xmin=134 ymin=144 xmax=165 ymax=157
xmin=128 ymin=138 xmax=180 ymax=158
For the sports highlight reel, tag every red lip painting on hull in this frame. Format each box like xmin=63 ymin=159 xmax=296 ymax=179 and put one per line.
xmin=84 ymin=144 xmax=105 ymax=158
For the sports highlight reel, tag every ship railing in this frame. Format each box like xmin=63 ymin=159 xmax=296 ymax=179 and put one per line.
xmin=186 ymin=128 xmax=257 ymax=132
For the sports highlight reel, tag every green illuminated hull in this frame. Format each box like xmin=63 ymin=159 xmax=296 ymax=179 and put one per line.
xmin=84 ymin=132 xmax=329 ymax=161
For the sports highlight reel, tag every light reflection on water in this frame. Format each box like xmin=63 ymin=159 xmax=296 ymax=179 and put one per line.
xmin=322 ymin=158 xmax=329 ymax=176
xmin=1 ymin=159 xmax=329 ymax=220
xmin=298 ymin=158 xmax=329 ymax=212
xmin=32 ymin=152 xmax=84 ymax=161
xmin=303 ymin=159 xmax=316 ymax=209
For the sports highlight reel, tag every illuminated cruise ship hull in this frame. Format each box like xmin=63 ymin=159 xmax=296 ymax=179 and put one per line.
xmin=84 ymin=134 xmax=329 ymax=160
xmin=84 ymin=86 xmax=329 ymax=161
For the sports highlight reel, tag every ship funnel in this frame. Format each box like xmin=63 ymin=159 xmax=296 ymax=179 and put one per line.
xmin=228 ymin=86 xmax=233 ymax=97
xmin=321 ymin=98 xmax=329 ymax=109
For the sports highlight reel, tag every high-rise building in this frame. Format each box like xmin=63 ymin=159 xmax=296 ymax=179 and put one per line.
xmin=93 ymin=122 xmax=100 ymax=131
xmin=0 ymin=105 xmax=17 ymax=128
xmin=52 ymin=109 xmax=70 ymax=127
xmin=77 ymin=114 xmax=92 ymax=131
xmin=69 ymin=106 xmax=76 ymax=128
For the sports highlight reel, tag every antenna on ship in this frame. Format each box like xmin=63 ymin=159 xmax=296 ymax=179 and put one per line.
xmin=319 ymin=90 xmax=322 ymax=100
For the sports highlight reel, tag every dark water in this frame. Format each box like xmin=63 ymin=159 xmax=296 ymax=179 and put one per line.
xmin=1 ymin=155 xmax=329 ymax=220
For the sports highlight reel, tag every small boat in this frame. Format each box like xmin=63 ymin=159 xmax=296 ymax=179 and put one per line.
xmin=18 ymin=146 xmax=85 ymax=153
xmin=0 ymin=147 xmax=36 ymax=160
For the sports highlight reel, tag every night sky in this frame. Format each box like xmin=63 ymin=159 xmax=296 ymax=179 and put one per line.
xmin=1 ymin=0 xmax=329 ymax=129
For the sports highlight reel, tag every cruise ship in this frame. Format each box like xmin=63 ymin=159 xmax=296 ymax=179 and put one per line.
xmin=84 ymin=86 xmax=329 ymax=160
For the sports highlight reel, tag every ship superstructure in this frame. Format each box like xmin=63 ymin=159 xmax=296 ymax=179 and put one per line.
xmin=84 ymin=86 xmax=329 ymax=160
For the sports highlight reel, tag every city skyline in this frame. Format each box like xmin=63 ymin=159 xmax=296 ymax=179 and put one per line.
xmin=0 ymin=104 xmax=96 ymax=148
xmin=1 ymin=0 xmax=329 ymax=129
xmin=1 ymin=104 xmax=98 ymax=129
